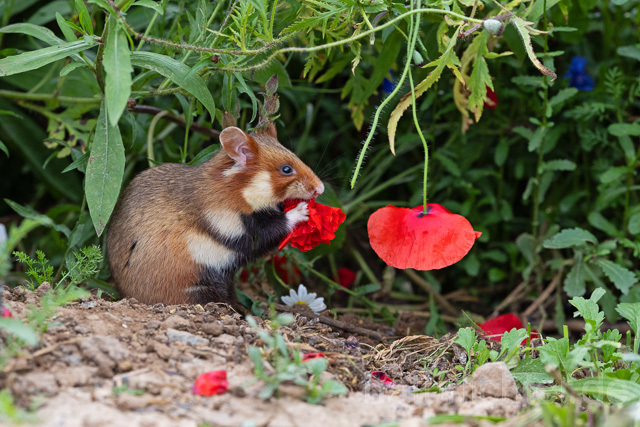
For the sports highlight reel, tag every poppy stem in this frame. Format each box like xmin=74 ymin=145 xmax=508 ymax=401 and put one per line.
xmin=406 ymin=10 xmax=428 ymax=214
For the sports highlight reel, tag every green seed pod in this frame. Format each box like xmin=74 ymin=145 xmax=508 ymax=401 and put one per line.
xmin=483 ymin=19 xmax=502 ymax=36
xmin=412 ymin=50 xmax=425 ymax=66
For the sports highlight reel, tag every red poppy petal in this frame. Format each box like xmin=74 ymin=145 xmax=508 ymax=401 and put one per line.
xmin=371 ymin=371 xmax=395 ymax=386
xmin=337 ymin=268 xmax=356 ymax=288
xmin=1 ymin=306 xmax=11 ymax=318
xmin=367 ymin=204 xmax=481 ymax=270
xmin=478 ymin=313 xmax=523 ymax=341
xmin=193 ymin=370 xmax=229 ymax=396
xmin=302 ymin=352 xmax=326 ymax=362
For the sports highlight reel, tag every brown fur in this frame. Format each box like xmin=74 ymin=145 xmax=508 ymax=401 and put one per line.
xmin=107 ymin=127 xmax=323 ymax=305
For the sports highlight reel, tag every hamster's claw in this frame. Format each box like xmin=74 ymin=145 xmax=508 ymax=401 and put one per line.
xmin=286 ymin=201 xmax=309 ymax=227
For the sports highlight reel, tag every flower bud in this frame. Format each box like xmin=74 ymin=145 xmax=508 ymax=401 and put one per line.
xmin=483 ymin=19 xmax=503 ymax=36
xmin=412 ymin=50 xmax=425 ymax=67
xmin=265 ymin=74 xmax=278 ymax=97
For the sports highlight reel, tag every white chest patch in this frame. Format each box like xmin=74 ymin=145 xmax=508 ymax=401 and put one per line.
xmin=187 ymin=233 xmax=235 ymax=270
xmin=242 ymin=171 xmax=275 ymax=210
xmin=205 ymin=209 xmax=245 ymax=239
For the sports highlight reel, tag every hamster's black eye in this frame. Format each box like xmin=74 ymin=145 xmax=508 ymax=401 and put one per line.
xmin=280 ymin=165 xmax=294 ymax=175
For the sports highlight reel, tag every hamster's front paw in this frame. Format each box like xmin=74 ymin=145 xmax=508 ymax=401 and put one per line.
xmin=286 ymin=201 xmax=309 ymax=227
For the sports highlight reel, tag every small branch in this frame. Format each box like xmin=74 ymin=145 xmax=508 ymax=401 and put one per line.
xmin=403 ymin=269 xmax=459 ymax=316
xmin=523 ymin=265 xmax=565 ymax=318
xmin=131 ymin=104 xmax=220 ymax=140
xmin=490 ymin=280 xmax=529 ymax=318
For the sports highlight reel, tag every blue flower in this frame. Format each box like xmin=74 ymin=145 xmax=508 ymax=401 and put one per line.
xmin=565 ymin=56 xmax=594 ymax=91
xmin=382 ymin=69 xmax=395 ymax=95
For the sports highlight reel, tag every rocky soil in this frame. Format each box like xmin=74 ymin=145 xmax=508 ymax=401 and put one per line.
xmin=1 ymin=286 xmax=537 ymax=426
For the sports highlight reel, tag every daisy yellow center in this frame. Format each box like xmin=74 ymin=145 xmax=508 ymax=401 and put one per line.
xmin=294 ymin=301 xmax=308 ymax=305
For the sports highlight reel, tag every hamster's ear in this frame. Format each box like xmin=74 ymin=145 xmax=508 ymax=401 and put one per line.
xmin=219 ymin=126 xmax=258 ymax=168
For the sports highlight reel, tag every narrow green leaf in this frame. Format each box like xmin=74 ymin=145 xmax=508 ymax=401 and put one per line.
xmin=546 ymin=88 xmax=578 ymax=117
xmin=85 ymin=102 xmax=125 ymax=236
xmin=0 ymin=140 xmax=8 ymax=157
xmin=0 ymin=38 xmax=96 ymax=77
xmin=616 ymin=302 xmax=640 ymax=345
xmin=4 ymin=199 xmax=71 ymax=237
xmin=55 ymin=12 xmax=77 ymax=42
xmin=608 ymin=123 xmax=640 ymax=137
xmin=0 ymin=318 xmax=38 ymax=346
xmin=133 ymin=0 xmax=165 ymax=14
xmin=543 ymin=159 xmax=576 ymax=172
xmin=130 ymin=51 xmax=216 ymax=120
xmin=510 ymin=16 xmax=557 ymax=80
xmin=60 ymin=62 xmax=87 ymax=76
xmin=587 ymin=211 xmax=619 ymax=236
xmin=567 ymin=377 xmax=640 ymax=403
xmin=0 ymin=23 xmax=63 ymax=45
xmin=564 ymin=252 xmax=586 ymax=297
xmin=596 ymin=259 xmax=637 ymax=294
xmin=543 ymin=228 xmax=598 ymax=249
xmin=511 ymin=75 xmax=544 ymax=87
xmin=628 ymin=213 xmax=640 ymax=235
xmin=528 ymin=127 xmax=547 ymax=152
xmin=74 ymin=0 xmax=93 ymax=35
xmin=617 ymin=45 xmax=640 ymax=62
xmin=104 ymin=18 xmax=132 ymax=126
xmin=599 ymin=166 xmax=628 ymax=184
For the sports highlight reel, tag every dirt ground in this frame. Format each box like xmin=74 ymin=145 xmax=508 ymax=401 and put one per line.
xmin=1 ymin=285 xmax=536 ymax=427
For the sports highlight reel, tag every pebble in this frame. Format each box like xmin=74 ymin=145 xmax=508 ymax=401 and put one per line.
xmin=471 ymin=362 xmax=518 ymax=399
xmin=166 ymin=328 xmax=209 ymax=346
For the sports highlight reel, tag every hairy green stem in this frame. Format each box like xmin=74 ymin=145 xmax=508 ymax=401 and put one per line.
xmin=349 ymin=2 xmax=422 ymax=189
xmin=147 ymin=110 xmax=170 ymax=166
xmin=0 ymin=90 xmax=102 ymax=104
xmin=408 ymin=48 xmax=429 ymax=212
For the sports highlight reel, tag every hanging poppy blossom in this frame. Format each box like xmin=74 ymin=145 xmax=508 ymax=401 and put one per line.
xmin=192 ymin=370 xmax=229 ymax=396
xmin=1 ymin=306 xmax=11 ymax=318
xmin=336 ymin=268 xmax=356 ymax=289
xmin=371 ymin=371 xmax=395 ymax=386
xmin=279 ymin=199 xmax=346 ymax=252
xmin=367 ymin=203 xmax=481 ymax=270
xmin=478 ymin=313 xmax=540 ymax=345
xmin=302 ymin=352 xmax=326 ymax=362
xmin=273 ymin=255 xmax=302 ymax=284
xmin=484 ymin=87 xmax=498 ymax=109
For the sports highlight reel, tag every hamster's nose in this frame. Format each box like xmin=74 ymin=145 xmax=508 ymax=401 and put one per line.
xmin=313 ymin=182 xmax=325 ymax=197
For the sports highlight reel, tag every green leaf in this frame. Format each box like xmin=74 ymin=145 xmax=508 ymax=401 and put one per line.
xmin=587 ymin=211 xmax=619 ymax=237
xmin=85 ymin=102 xmax=125 ymax=237
xmin=104 ymin=18 xmax=132 ymax=126
xmin=500 ymin=328 xmax=527 ymax=357
xmin=130 ymin=51 xmax=216 ymax=120
xmin=511 ymin=357 xmax=553 ymax=385
xmin=527 ymin=126 xmax=547 ymax=152
xmin=74 ymin=0 xmax=93 ymax=35
xmin=4 ymin=199 xmax=71 ymax=237
xmin=564 ymin=252 xmax=586 ymax=297
xmin=543 ymin=159 xmax=576 ymax=172
xmin=510 ymin=16 xmax=557 ymax=80
xmin=628 ymin=213 xmax=640 ymax=235
xmin=56 ymin=12 xmax=77 ymax=42
xmin=567 ymin=377 xmax=640 ymax=403
xmin=616 ymin=303 xmax=640 ymax=345
xmin=454 ymin=327 xmax=476 ymax=354
xmin=608 ymin=123 xmax=640 ymax=137
xmin=600 ymin=166 xmax=628 ymax=184
xmin=0 ymin=38 xmax=96 ymax=77
xmin=388 ymin=34 xmax=460 ymax=154
xmin=467 ymin=32 xmax=492 ymax=119
xmin=0 ymin=22 xmax=63 ymax=45
xmin=546 ymin=88 xmax=578 ymax=117
xmin=0 ymin=318 xmax=38 ymax=346
xmin=617 ymin=45 xmax=640 ymax=62
xmin=538 ymin=337 xmax=569 ymax=370
xmin=511 ymin=75 xmax=544 ymax=87
xmin=543 ymin=228 xmax=598 ymax=249
xmin=595 ymin=260 xmax=637 ymax=294
xmin=569 ymin=288 xmax=606 ymax=330
xmin=133 ymin=0 xmax=164 ymax=14
xmin=355 ymin=283 xmax=381 ymax=297
xmin=0 ymin=140 xmax=8 ymax=157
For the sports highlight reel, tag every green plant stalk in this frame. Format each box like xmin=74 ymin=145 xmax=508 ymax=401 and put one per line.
xmin=349 ymin=0 xmax=422 ymax=189
xmin=94 ymin=20 xmax=110 ymax=94
xmin=135 ymin=0 xmax=169 ymax=51
xmin=350 ymin=247 xmax=381 ymax=289
xmin=181 ymin=98 xmax=195 ymax=163
xmin=532 ymin=0 xmax=549 ymax=239
xmin=407 ymin=47 xmax=428 ymax=212
xmin=147 ymin=110 xmax=170 ymax=166
xmin=0 ymin=90 xmax=102 ymax=104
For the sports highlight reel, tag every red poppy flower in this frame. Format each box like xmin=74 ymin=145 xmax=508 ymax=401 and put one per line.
xmin=273 ymin=255 xmax=302 ymax=284
xmin=484 ymin=87 xmax=498 ymax=109
xmin=279 ymin=199 xmax=346 ymax=252
xmin=478 ymin=313 xmax=540 ymax=345
xmin=371 ymin=371 xmax=395 ymax=386
xmin=1 ymin=306 xmax=11 ymax=318
xmin=367 ymin=203 xmax=481 ymax=270
xmin=192 ymin=370 xmax=229 ymax=396
xmin=336 ymin=268 xmax=356 ymax=289
xmin=302 ymin=352 xmax=326 ymax=362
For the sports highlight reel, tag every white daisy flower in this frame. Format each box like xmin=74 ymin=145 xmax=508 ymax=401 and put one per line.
xmin=281 ymin=284 xmax=326 ymax=314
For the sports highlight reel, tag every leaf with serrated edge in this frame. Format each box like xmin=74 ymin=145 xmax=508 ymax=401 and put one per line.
xmin=510 ymin=16 xmax=556 ymax=81
xmin=104 ymin=18 xmax=132 ymax=126
xmin=131 ymin=51 xmax=215 ymax=121
xmin=596 ymin=259 xmax=637 ymax=294
xmin=85 ymin=102 xmax=125 ymax=236
xmin=388 ymin=34 xmax=459 ymax=154
xmin=543 ymin=228 xmax=598 ymax=249
xmin=0 ymin=39 xmax=96 ymax=77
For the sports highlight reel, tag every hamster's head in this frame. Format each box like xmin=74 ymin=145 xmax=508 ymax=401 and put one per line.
xmin=219 ymin=125 xmax=324 ymax=212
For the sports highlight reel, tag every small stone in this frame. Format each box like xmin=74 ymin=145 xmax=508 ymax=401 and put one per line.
xmin=118 ymin=360 xmax=133 ymax=372
xmin=223 ymin=325 xmax=239 ymax=335
xmin=201 ymin=323 xmax=223 ymax=336
xmin=146 ymin=320 xmax=161 ymax=330
xmin=153 ymin=342 xmax=173 ymax=360
xmin=74 ymin=325 xmax=90 ymax=334
xmin=80 ymin=301 xmax=98 ymax=309
xmin=87 ymin=314 xmax=100 ymax=321
xmin=116 ymin=393 xmax=151 ymax=411
xmin=471 ymin=362 xmax=518 ymax=399
xmin=166 ymin=328 xmax=209 ymax=346
xmin=162 ymin=315 xmax=190 ymax=330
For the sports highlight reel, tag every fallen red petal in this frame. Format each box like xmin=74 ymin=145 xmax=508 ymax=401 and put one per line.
xmin=371 ymin=371 xmax=395 ymax=386
xmin=192 ymin=370 xmax=229 ymax=396
xmin=367 ymin=204 xmax=481 ymax=270
xmin=302 ymin=352 xmax=326 ymax=362
xmin=478 ymin=313 xmax=540 ymax=344
xmin=1 ymin=306 xmax=11 ymax=318
xmin=484 ymin=87 xmax=498 ymax=109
